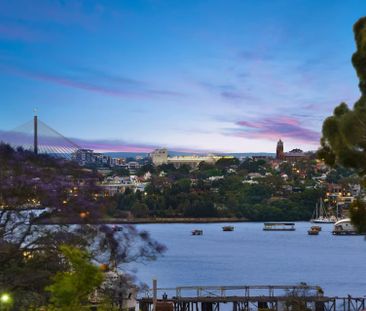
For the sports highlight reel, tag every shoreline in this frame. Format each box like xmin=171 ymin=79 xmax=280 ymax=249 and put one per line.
xmin=107 ymin=217 xmax=249 ymax=224
xmin=36 ymin=217 xmax=249 ymax=225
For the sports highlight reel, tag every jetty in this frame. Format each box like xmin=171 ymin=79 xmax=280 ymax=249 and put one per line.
xmin=139 ymin=285 xmax=366 ymax=311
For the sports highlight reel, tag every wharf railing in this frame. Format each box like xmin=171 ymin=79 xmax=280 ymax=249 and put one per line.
xmin=141 ymin=285 xmax=324 ymax=299
xmin=138 ymin=285 xmax=366 ymax=311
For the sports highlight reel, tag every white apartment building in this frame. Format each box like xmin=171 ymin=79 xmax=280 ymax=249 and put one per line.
xmin=150 ymin=148 xmax=168 ymax=166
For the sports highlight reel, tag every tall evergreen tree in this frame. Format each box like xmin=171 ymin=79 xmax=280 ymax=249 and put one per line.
xmin=318 ymin=17 xmax=366 ymax=231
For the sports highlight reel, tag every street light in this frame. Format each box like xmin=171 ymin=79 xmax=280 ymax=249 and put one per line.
xmin=0 ymin=293 xmax=12 ymax=310
xmin=0 ymin=293 xmax=10 ymax=303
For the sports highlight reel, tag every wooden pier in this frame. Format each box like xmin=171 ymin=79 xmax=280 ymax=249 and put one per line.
xmin=138 ymin=285 xmax=366 ymax=311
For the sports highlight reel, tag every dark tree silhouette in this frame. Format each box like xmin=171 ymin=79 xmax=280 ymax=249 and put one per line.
xmin=0 ymin=144 xmax=165 ymax=309
xmin=318 ymin=17 xmax=366 ymax=232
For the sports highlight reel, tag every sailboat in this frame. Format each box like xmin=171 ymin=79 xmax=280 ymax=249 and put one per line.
xmin=310 ymin=199 xmax=337 ymax=224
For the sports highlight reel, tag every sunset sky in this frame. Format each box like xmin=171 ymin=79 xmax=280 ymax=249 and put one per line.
xmin=0 ymin=0 xmax=365 ymax=153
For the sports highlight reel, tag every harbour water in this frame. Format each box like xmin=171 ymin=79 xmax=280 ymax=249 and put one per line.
xmin=133 ymin=222 xmax=366 ymax=297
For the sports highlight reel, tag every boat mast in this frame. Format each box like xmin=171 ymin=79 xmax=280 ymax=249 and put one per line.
xmin=316 ymin=202 xmax=319 ymax=219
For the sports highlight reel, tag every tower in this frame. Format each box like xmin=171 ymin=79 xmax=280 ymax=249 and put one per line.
xmin=276 ymin=139 xmax=284 ymax=160
xmin=34 ymin=109 xmax=38 ymax=154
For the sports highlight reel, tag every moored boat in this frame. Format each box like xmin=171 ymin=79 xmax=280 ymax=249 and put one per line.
xmin=332 ymin=218 xmax=360 ymax=235
xmin=192 ymin=229 xmax=203 ymax=236
xmin=311 ymin=199 xmax=336 ymax=223
xmin=311 ymin=225 xmax=322 ymax=231
xmin=308 ymin=226 xmax=321 ymax=235
xmin=263 ymin=222 xmax=295 ymax=231
xmin=222 ymin=226 xmax=234 ymax=231
xmin=308 ymin=229 xmax=319 ymax=235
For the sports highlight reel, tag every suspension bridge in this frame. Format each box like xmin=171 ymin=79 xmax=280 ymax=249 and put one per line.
xmin=0 ymin=113 xmax=81 ymax=160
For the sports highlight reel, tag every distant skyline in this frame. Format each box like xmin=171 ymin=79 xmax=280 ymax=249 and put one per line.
xmin=0 ymin=0 xmax=365 ymax=153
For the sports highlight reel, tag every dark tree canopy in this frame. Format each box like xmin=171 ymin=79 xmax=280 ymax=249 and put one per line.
xmin=318 ymin=17 xmax=366 ymax=174
xmin=318 ymin=17 xmax=366 ymax=232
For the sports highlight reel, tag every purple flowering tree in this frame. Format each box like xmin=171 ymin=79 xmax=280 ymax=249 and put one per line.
xmin=0 ymin=143 xmax=165 ymax=308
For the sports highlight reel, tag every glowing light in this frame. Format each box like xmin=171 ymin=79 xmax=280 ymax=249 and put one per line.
xmin=23 ymin=251 xmax=34 ymax=259
xmin=0 ymin=293 xmax=11 ymax=303
xmin=100 ymin=263 xmax=109 ymax=271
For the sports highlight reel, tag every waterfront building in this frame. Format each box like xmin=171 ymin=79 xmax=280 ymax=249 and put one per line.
xmin=100 ymin=175 xmax=148 ymax=195
xmin=325 ymin=183 xmax=358 ymax=217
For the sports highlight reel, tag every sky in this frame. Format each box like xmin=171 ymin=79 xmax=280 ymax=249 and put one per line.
xmin=0 ymin=0 xmax=365 ymax=153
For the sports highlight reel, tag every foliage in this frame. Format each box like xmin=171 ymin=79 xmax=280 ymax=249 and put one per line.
xmin=318 ymin=17 xmax=366 ymax=174
xmin=112 ymin=156 xmax=324 ymax=221
xmin=109 ymin=167 xmax=130 ymax=177
xmin=0 ymin=144 xmax=165 ymax=309
xmin=350 ymin=199 xmax=366 ymax=233
xmin=215 ymin=157 xmax=239 ymax=169
xmin=46 ymin=245 xmax=104 ymax=311
xmin=137 ymin=163 xmax=156 ymax=176
xmin=317 ymin=17 xmax=366 ymax=232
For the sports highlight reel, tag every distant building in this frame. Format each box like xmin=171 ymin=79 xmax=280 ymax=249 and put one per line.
xmin=282 ymin=149 xmax=308 ymax=162
xmin=100 ymin=176 xmax=148 ymax=196
xmin=276 ymin=139 xmax=284 ymax=160
xmin=93 ymin=153 xmax=112 ymax=166
xmin=275 ymin=139 xmax=308 ymax=162
xmin=72 ymin=149 xmax=94 ymax=166
xmin=111 ymin=157 xmax=125 ymax=167
xmin=167 ymin=155 xmax=220 ymax=169
xmin=150 ymin=148 xmax=168 ymax=166
xmin=72 ymin=149 xmax=112 ymax=167
xmin=150 ymin=148 xmax=231 ymax=169
xmin=127 ymin=161 xmax=140 ymax=174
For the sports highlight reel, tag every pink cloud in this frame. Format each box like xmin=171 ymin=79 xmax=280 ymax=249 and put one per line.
xmin=231 ymin=115 xmax=320 ymax=145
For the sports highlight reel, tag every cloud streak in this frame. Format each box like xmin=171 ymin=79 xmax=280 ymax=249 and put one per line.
xmin=227 ymin=115 xmax=320 ymax=144
xmin=199 ymin=81 xmax=256 ymax=102
xmin=71 ymin=137 xmax=156 ymax=153
xmin=0 ymin=129 xmax=214 ymax=154
xmin=0 ymin=62 xmax=183 ymax=99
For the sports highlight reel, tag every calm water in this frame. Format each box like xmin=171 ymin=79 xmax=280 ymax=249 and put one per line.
xmin=132 ymin=222 xmax=366 ymax=297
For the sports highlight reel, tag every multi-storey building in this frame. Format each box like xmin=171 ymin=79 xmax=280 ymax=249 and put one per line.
xmin=72 ymin=149 xmax=94 ymax=166
xmin=150 ymin=148 xmax=168 ymax=166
